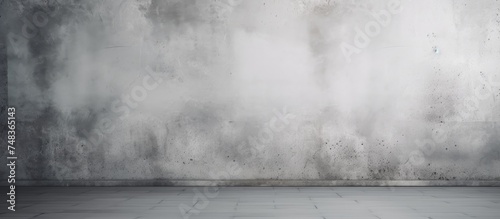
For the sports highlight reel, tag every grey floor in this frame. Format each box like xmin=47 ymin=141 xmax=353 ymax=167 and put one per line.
xmin=1 ymin=187 xmax=499 ymax=219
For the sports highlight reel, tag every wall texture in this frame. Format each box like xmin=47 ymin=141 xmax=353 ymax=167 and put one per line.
xmin=1 ymin=0 xmax=500 ymax=186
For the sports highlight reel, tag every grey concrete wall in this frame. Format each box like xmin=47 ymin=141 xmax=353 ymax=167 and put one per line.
xmin=1 ymin=0 xmax=499 ymax=186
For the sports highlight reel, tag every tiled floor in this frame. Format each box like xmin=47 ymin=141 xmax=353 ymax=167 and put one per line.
xmin=1 ymin=187 xmax=499 ymax=218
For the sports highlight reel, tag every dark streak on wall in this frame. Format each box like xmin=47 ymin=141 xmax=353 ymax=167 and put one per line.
xmin=0 ymin=10 xmax=8 ymax=183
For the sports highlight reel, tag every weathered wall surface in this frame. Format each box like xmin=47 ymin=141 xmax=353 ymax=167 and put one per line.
xmin=0 ymin=0 xmax=499 ymax=185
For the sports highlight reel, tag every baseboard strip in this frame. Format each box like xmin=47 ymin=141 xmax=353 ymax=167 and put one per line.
xmin=7 ymin=180 xmax=500 ymax=187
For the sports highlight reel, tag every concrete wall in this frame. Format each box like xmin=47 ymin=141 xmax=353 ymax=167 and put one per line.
xmin=1 ymin=0 xmax=499 ymax=186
